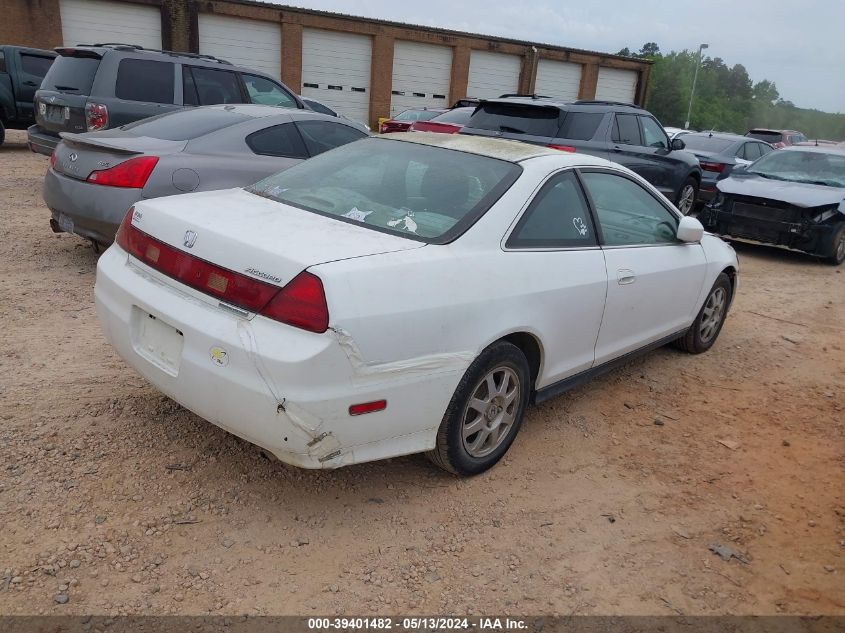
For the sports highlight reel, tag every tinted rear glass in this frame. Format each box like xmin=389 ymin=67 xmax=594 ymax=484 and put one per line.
xmin=467 ymin=103 xmax=561 ymax=137
xmin=120 ymin=108 xmax=251 ymax=141
xmin=430 ymin=108 xmax=474 ymax=125
xmin=115 ymin=58 xmax=175 ymax=104
xmin=41 ymin=55 xmax=100 ymax=94
xmin=681 ymin=136 xmax=735 ymax=152
xmin=747 ymin=131 xmax=782 ymax=143
xmin=247 ymin=137 xmax=522 ymax=244
xmin=558 ymin=112 xmax=604 ymax=141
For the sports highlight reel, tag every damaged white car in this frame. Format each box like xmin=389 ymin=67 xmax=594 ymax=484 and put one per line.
xmin=95 ymin=133 xmax=738 ymax=475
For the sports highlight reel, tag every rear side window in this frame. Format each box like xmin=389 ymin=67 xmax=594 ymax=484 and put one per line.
xmin=243 ymin=74 xmax=297 ymax=108
xmin=20 ymin=54 xmax=54 ymax=77
xmin=189 ymin=67 xmax=243 ymax=105
xmin=41 ymin=55 xmax=100 ymax=94
xmin=741 ymin=143 xmax=761 ymax=160
xmin=115 ymin=59 xmax=175 ymax=104
xmin=557 ymin=112 xmax=604 ymax=141
xmin=430 ymin=108 xmax=474 ymax=125
xmin=759 ymin=143 xmax=773 ymax=156
xmin=296 ymin=120 xmax=367 ymax=156
xmin=467 ymin=103 xmax=562 ymax=137
xmin=303 ymin=99 xmax=335 ymax=116
xmin=612 ymin=114 xmax=642 ymax=145
xmin=507 ymin=170 xmax=596 ymax=249
xmin=246 ymin=123 xmax=309 ymax=158
xmin=121 ymin=108 xmax=251 ymax=140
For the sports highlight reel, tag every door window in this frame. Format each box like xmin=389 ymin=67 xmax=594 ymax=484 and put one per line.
xmin=612 ymin=114 xmax=642 ymax=145
xmin=243 ymin=74 xmax=297 ymax=108
xmin=640 ymin=116 xmax=668 ymax=149
xmin=741 ymin=142 xmax=761 ymax=161
xmin=20 ymin=54 xmax=54 ymax=77
xmin=188 ymin=67 xmax=243 ymax=105
xmin=507 ymin=171 xmax=597 ymax=249
xmin=581 ymin=171 xmax=678 ymax=246
xmin=295 ymin=120 xmax=367 ymax=156
xmin=246 ymin=123 xmax=308 ymax=158
xmin=115 ymin=59 xmax=175 ymax=104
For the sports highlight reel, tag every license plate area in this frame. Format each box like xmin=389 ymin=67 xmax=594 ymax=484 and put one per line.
xmin=131 ymin=307 xmax=184 ymax=376
xmin=45 ymin=104 xmax=69 ymax=123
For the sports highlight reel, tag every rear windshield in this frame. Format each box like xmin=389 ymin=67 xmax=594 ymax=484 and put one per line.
xmin=247 ymin=137 xmax=522 ymax=243
xmin=394 ymin=109 xmax=441 ymax=122
xmin=430 ymin=108 xmax=474 ymax=125
xmin=41 ymin=55 xmax=100 ymax=94
xmin=467 ymin=103 xmax=562 ymax=137
xmin=681 ymin=135 xmax=735 ymax=152
xmin=746 ymin=131 xmax=782 ymax=143
xmin=120 ymin=108 xmax=251 ymax=141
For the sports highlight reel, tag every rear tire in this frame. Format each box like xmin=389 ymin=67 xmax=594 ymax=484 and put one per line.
xmin=675 ymin=273 xmax=731 ymax=354
xmin=427 ymin=341 xmax=530 ymax=476
xmin=823 ymin=222 xmax=845 ymax=266
xmin=675 ymin=177 xmax=698 ymax=215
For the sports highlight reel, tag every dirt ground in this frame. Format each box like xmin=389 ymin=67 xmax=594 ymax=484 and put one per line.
xmin=0 ymin=128 xmax=843 ymax=617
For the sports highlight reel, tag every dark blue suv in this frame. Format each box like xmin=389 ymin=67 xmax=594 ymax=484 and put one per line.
xmin=460 ymin=97 xmax=702 ymax=215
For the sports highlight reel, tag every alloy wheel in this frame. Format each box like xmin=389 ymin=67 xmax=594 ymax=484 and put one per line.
xmin=699 ymin=287 xmax=727 ymax=343
xmin=678 ymin=184 xmax=695 ymax=215
xmin=461 ymin=366 xmax=520 ymax=458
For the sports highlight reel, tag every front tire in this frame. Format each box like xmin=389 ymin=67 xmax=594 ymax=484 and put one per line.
xmin=675 ymin=273 xmax=731 ymax=354
xmin=675 ymin=177 xmax=698 ymax=216
xmin=427 ymin=341 xmax=530 ymax=476
xmin=824 ymin=222 xmax=845 ymax=266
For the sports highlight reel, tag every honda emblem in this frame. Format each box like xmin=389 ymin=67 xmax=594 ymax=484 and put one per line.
xmin=183 ymin=230 xmax=197 ymax=248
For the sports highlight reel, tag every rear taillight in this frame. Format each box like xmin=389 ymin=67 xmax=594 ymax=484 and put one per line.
xmin=87 ymin=156 xmax=159 ymax=188
xmin=700 ymin=161 xmax=726 ymax=173
xmin=115 ymin=210 xmax=329 ymax=333
xmin=380 ymin=122 xmax=389 ymax=133
xmin=85 ymin=102 xmax=108 ymax=131
xmin=547 ymin=144 xmax=576 ymax=153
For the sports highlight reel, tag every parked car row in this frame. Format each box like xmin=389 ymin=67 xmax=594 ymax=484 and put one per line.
xmin=11 ymin=41 xmax=843 ymax=476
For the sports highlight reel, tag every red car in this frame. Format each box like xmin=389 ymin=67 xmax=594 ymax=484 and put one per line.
xmin=380 ymin=108 xmax=445 ymax=133
xmin=408 ymin=107 xmax=475 ymax=134
xmin=745 ymin=128 xmax=807 ymax=149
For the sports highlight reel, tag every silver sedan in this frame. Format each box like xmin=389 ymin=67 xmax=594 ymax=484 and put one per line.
xmin=44 ymin=104 xmax=369 ymax=249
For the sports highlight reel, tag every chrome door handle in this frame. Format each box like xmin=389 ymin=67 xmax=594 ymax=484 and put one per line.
xmin=617 ymin=269 xmax=635 ymax=285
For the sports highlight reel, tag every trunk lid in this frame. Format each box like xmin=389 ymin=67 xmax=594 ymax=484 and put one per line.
xmin=55 ymin=131 xmax=186 ymax=181
xmin=127 ymin=188 xmax=425 ymax=293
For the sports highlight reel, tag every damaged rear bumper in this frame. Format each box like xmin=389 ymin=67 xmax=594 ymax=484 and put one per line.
xmin=94 ymin=246 xmax=468 ymax=468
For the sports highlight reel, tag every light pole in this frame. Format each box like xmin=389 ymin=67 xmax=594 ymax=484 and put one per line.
xmin=684 ymin=43 xmax=709 ymax=130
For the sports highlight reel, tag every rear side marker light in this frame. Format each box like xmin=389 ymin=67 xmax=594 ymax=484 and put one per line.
xmin=349 ymin=400 xmax=387 ymax=416
xmin=87 ymin=156 xmax=159 ymax=188
xmin=547 ymin=144 xmax=576 ymax=153
xmin=114 ymin=209 xmax=330 ymax=333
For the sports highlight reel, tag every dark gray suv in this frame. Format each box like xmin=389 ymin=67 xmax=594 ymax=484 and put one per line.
xmin=28 ymin=43 xmax=305 ymax=156
xmin=460 ymin=98 xmax=702 ymax=214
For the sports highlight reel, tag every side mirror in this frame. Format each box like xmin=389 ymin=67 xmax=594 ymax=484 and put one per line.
xmin=671 ymin=137 xmax=686 ymax=151
xmin=676 ymin=215 xmax=704 ymax=242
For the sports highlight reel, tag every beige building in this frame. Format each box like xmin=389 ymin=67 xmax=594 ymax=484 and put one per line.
xmin=2 ymin=0 xmax=652 ymax=128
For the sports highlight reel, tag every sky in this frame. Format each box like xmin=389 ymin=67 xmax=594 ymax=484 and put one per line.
xmin=280 ymin=0 xmax=843 ymax=114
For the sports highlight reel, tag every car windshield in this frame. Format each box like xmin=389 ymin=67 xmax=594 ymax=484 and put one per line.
xmin=394 ymin=110 xmax=441 ymax=122
xmin=682 ymin=136 xmax=736 ymax=152
xmin=748 ymin=150 xmax=845 ymax=188
xmin=247 ymin=137 xmax=522 ymax=243
xmin=120 ymin=108 xmax=252 ymax=140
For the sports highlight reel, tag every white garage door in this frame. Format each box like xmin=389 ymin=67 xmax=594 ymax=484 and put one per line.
xmin=466 ymin=50 xmax=520 ymax=100
xmin=198 ymin=14 xmax=281 ymax=79
xmin=595 ymin=67 xmax=638 ymax=103
xmin=301 ymin=29 xmax=371 ymax=124
xmin=59 ymin=0 xmax=161 ymax=49
xmin=390 ymin=41 xmax=452 ymax=115
xmin=535 ymin=59 xmax=582 ymax=101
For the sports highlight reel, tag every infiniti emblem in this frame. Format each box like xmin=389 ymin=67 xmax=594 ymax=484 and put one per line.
xmin=68 ymin=152 xmax=78 ymax=162
xmin=183 ymin=230 xmax=197 ymax=248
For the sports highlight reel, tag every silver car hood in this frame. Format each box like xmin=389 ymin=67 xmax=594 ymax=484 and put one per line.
xmin=718 ymin=174 xmax=845 ymax=208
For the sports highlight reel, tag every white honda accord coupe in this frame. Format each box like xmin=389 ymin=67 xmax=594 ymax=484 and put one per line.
xmin=95 ymin=133 xmax=738 ymax=475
